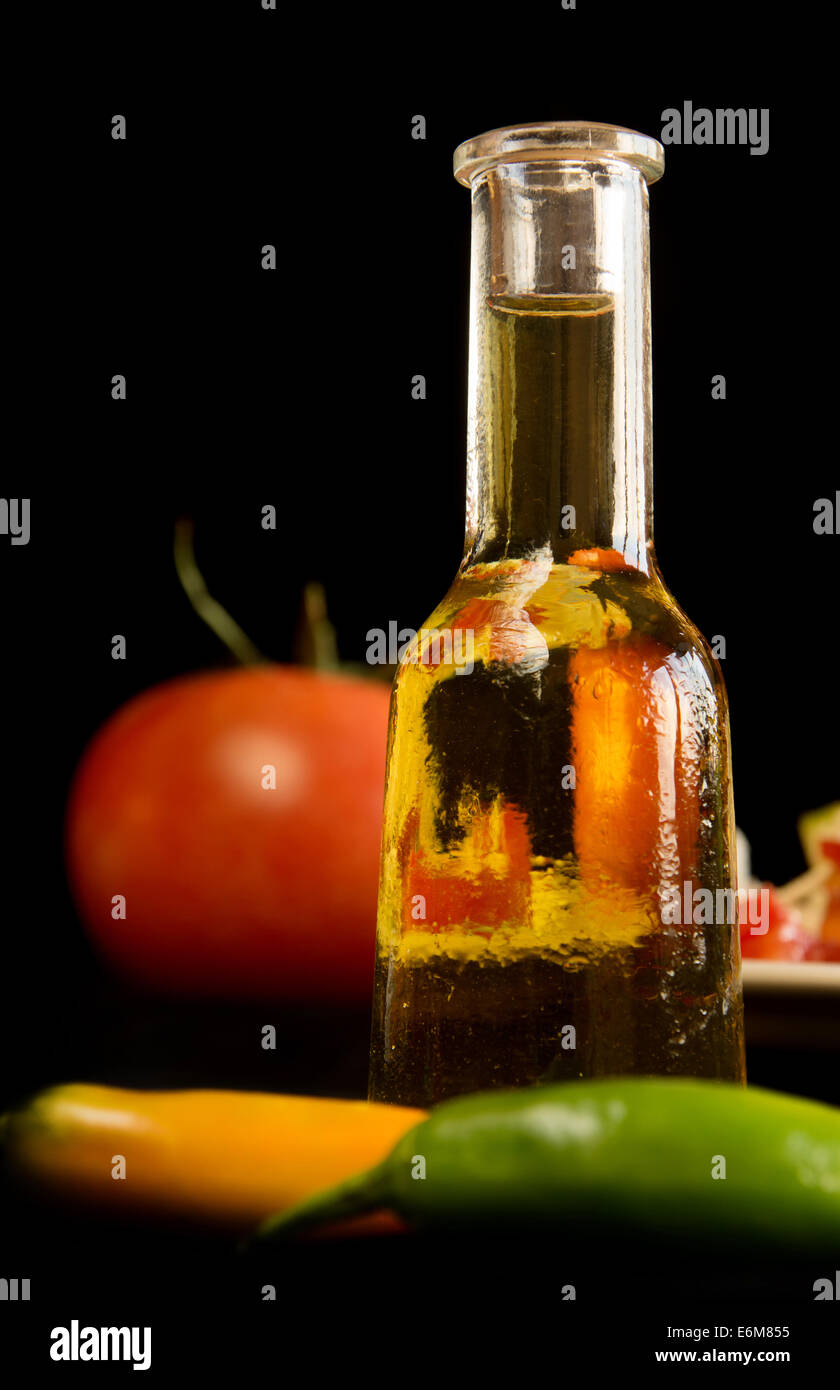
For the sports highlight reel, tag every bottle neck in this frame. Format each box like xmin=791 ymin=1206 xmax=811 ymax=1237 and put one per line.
xmin=463 ymin=160 xmax=655 ymax=573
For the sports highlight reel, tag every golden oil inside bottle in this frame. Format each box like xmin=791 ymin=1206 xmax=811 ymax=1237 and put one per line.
xmin=369 ymin=294 xmax=745 ymax=1107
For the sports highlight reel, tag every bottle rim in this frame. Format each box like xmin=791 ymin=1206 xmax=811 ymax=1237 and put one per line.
xmin=453 ymin=122 xmax=665 ymax=187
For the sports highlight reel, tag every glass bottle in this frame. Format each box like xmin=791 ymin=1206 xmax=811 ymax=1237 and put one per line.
xmin=369 ymin=122 xmax=745 ymax=1107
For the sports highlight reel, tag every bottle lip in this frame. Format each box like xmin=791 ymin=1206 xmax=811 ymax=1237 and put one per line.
xmin=453 ymin=121 xmax=665 ymax=187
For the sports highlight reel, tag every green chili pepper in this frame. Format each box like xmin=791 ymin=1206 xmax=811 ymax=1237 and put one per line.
xmin=251 ymin=1079 xmax=840 ymax=1252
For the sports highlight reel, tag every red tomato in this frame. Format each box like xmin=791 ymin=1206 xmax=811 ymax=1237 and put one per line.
xmin=739 ymin=886 xmax=813 ymax=962
xmin=804 ymin=940 xmax=840 ymax=963
xmin=65 ymin=667 xmax=390 ymax=1002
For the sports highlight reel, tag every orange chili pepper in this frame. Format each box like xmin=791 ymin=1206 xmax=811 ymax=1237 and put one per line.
xmin=570 ymin=634 xmax=701 ymax=897
xmin=1 ymin=1085 xmax=425 ymax=1233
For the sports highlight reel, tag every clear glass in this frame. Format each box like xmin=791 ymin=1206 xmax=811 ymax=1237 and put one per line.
xmin=369 ymin=123 xmax=746 ymax=1107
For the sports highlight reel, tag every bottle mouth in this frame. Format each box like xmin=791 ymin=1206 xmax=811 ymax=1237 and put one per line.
xmin=453 ymin=121 xmax=665 ymax=187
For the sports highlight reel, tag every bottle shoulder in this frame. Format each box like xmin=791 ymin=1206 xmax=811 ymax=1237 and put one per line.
xmin=416 ymin=557 xmax=714 ymax=665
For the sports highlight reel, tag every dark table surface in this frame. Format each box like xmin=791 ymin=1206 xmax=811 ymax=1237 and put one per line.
xmin=2 ymin=976 xmax=838 ymax=1370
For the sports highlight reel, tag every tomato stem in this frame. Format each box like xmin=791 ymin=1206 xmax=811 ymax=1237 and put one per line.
xmin=292 ymin=582 xmax=340 ymax=670
xmin=174 ymin=518 xmax=267 ymax=666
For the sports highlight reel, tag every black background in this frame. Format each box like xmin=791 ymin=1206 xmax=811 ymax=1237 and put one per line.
xmin=2 ymin=1 xmax=838 ymax=1371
